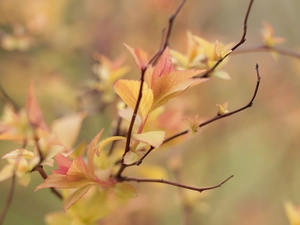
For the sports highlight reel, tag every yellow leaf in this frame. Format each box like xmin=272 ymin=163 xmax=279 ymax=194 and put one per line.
xmin=114 ymin=182 xmax=137 ymax=199
xmin=114 ymin=79 xmax=153 ymax=119
xmin=133 ymin=131 xmax=166 ymax=148
xmin=96 ymin=136 xmax=126 ymax=156
xmin=124 ymin=43 xmax=148 ymax=69
xmin=216 ymin=101 xmax=229 ymax=115
xmin=2 ymin=148 xmax=34 ymax=159
xmin=63 ymin=184 xmax=94 ymax=211
xmin=0 ymin=164 xmax=14 ymax=182
xmin=284 ymin=201 xmax=300 ymax=225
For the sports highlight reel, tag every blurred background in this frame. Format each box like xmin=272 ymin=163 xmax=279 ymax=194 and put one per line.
xmin=1 ymin=0 xmax=300 ymax=224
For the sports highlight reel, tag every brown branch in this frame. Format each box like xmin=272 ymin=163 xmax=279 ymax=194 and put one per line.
xmin=194 ymin=0 xmax=254 ymax=78
xmin=108 ymin=115 xmax=124 ymax=156
xmin=148 ymin=0 xmax=186 ymax=65
xmin=120 ymin=0 xmax=187 ymax=169
xmin=0 ymin=174 xmax=16 ymax=225
xmin=171 ymin=162 xmax=192 ymax=225
xmin=134 ymin=63 xmax=261 ymax=166
xmin=121 ymin=174 xmax=234 ymax=193
xmin=122 ymin=67 xmax=147 ymax=162
xmin=0 ymin=140 xmax=27 ymax=225
xmin=33 ymin=166 xmax=63 ymax=200
xmin=233 ymin=44 xmax=300 ymax=59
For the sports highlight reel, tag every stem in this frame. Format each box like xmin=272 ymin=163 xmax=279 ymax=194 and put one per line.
xmin=121 ymin=175 xmax=234 ymax=193
xmin=119 ymin=0 xmax=187 ymax=173
xmin=34 ymin=166 xmax=63 ymax=199
xmin=194 ymin=0 xmax=254 ymax=78
xmin=0 ymin=140 xmax=27 ymax=225
xmin=122 ymin=67 xmax=147 ymax=161
xmin=0 ymin=84 xmax=19 ymax=111
xmin=108 ymin=115 xmax=123 ymax=156
xmin=135 ymin=64 xmax=261 ymax=165
xmin=234 ymin=45 xmax=300 ymax=59
xmin=149 ymin=0 xmax=186 ymax=65
xmin=0 ymin=175 xmax=16 ymax=225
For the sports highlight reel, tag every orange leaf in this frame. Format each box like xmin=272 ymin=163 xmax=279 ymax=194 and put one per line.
xmin=26 ymin=81 xmax=49 ymax=131
xmin=87 ymin=129 xmax=104 ymax=177
xmin=124 ymin=43 xmax=148 ymax=69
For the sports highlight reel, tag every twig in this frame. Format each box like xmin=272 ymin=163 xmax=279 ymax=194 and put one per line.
xmin=0 ymin=174 xmax=16 ymax=225
xmin=122 ymin=67 xmax=147 ymax=162
xmin=120 ymin=0 xmax=187 ymax=166
xmin=149 ymin=0 xmax=186 ymax=65
xmin=121 ymin=174 xmax=234 ymax=193
xmin=172 ymin=163 xmax=192 ymax=225
xmin=0 ymin=84 xmax=19 ymax=112
xmin=233 ymin=45 xmax=300 ymax=59
xmin=33 ymin=166 xmax=63 ymax=199
xmin=0 ymin=140 xmax=27 ymax=225
xmin=108 ymin=115 xmax=123 ymax=156
xmin=32 ymin=133 xmax=63 ymax=199
xmin=135 ymin=64 xmax=261 ymax=165
xmin=194 ymin=0 xmax=254 ymax=78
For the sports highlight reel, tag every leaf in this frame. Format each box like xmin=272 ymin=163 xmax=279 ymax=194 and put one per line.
xmin=284 ymin=201 xmax=300 ymax=225
xmin=213 ymin=70 xmax=231 ymax=80
xmin=0 ymin=164 xmax=14 ymax=182
xmin=35 ymin=173 xmax=89 ymax=191
xmin=96 ymin=136 xmax=126 ymax=156
xmin=87 ymin=130 xmax=104 ymax=176
xmin=2 ymin=148 xmax=34 ymax=159
xmin=114 ymin=79 xmax=153 ymax=119
xmin=52 ymin=112 xmax=86 ymax=149
xmin=124 ymin=43 xmax=148 ymax=69
xmin=216 ymin=101 xmax=229 ymax=115
xmin=134 ymin=131 xmax=166 ymax=148
xmin=63 ymin=184 xmax=94 ymax=211
xmin=26 ymin=81 xmax=49 ymax=131
xmin=118 ymin=107 xmax=141 ymax=126
xmin=53 ymin=154 xmax=72 ymax=175
xmin=69 ymin=141 xmax=86 ymax=159
xmin=114 ymin=183 xmax=137 ymax=199
xmin=45 ymin=212 xmax=71 ymax=225
xmin=123 ymin=151 xmax=138 ymax=165
xmin=137 ymin=164 xmax=168 ymax=180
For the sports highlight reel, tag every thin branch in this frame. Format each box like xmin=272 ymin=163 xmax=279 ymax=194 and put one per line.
xmin=121 ymin=175 xmax=234 ymax=193
xmin=122 ymin=67 xmax=147 ymax=162
xmin=0 ymin=84 xmax=19 ymax=111
xmin=33 ymin=166 xmax=63 ymax=199
xmin=194 ymin=0 xmax=254 ymax=78
xmin=233 ymin=44 xmax=300 ymax=59
xmin=120 ymin=0 xmax=187 ymax=167
xmin=148 ymin=0 xmax=186 ymax=65
xmin=0 ymin=174 xmax=16 ymax=225
xmin=0 ymin=140 xmax=27 ymax=225
xmin=135 ymin=64 xmax=261 ymax=165
xmin=108 ymin=115 xmax=123 ymax=156
xmin=172 ymin=163 xmax=192 ymax=225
